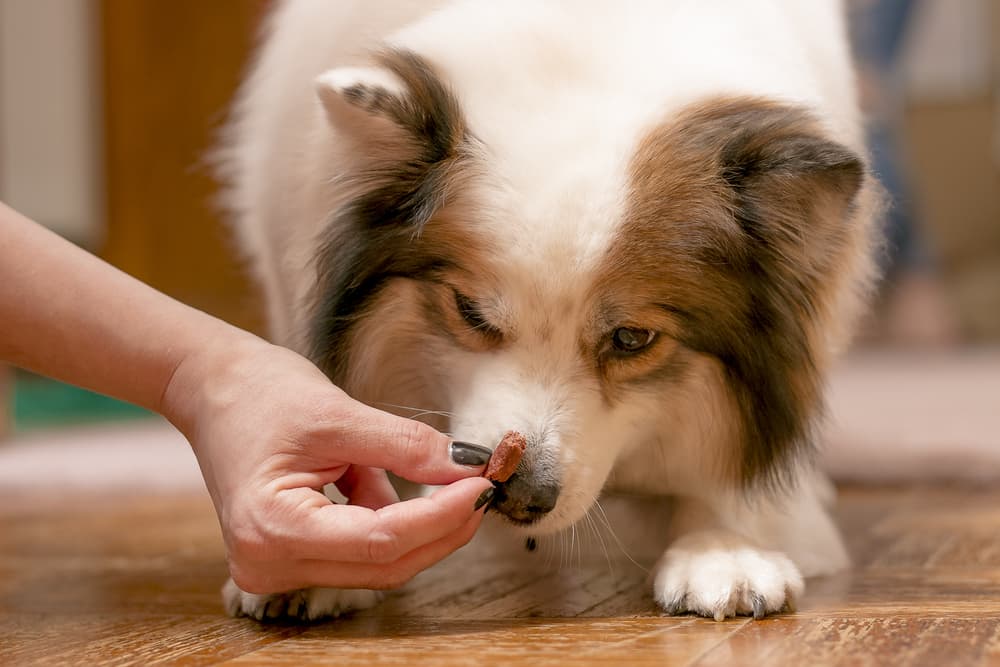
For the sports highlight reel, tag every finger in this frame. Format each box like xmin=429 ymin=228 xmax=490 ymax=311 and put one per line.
xmin=294 ymin=476 xmax=493 ymax=563
xmin=365 ymin=508 xmax=484 ymax=588
xmin=322 ymin=403 xmax=494 ymax=485
xmin=287 ymin=509 xmax=484 ymax=591
xmin=338 ymin=466 xmax=400 ymax=510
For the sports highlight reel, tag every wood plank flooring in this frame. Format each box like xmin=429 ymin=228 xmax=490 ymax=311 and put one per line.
xmin=2 ymin=485 xmax=999 ymax=666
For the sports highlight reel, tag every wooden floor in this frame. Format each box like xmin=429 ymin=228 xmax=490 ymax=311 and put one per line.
xmin=2 ymin=485 xmax=1000 ymax=666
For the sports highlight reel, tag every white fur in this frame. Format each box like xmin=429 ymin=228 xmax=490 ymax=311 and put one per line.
xmin=653 ymin=531 xmax=805 ymax=621
xmin=222 ymin=579 xmax=382 ymax=622
xmin=218 ymin=0 xmax=865 ymax=621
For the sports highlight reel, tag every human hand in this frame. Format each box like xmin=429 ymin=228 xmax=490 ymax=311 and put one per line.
xmin=0 ymin=201 xmax=491 ymax=593
xmin=162 ymin=335 xmax=494 ymax=594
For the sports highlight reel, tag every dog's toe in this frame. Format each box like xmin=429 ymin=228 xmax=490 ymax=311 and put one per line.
xmin=222 ymin=579 xmax=383 ymax=622
xmin=652 ymin=530 xmax=804 ymax=621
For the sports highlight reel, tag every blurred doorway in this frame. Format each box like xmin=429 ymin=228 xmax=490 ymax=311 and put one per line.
xmin=100 ymin=0 xmax=269 ymax=333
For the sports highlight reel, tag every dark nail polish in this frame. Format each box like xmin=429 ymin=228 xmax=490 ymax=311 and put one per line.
xmin=450 ymin=441 xmax=492 ymax=467
xmin=474 ymin=487 xmax=495 ymax=511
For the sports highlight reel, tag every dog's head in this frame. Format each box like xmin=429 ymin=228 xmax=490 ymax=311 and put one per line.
xmin=305 ymin=50 xmax=872 ymax=533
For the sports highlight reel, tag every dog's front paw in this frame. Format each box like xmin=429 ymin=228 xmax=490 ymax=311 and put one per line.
xmin=222 ymin=578 xmax=382 ymax=622
xmin=653 ymin=530 xmax=804 ymax=621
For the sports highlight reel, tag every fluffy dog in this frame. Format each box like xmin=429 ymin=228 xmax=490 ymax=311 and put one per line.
xmin=216 ymin=0 xmax=879 ymax=621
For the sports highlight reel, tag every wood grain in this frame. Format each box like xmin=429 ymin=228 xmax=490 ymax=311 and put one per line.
xmin=2 ymin=486 xmax=1000 ymax=666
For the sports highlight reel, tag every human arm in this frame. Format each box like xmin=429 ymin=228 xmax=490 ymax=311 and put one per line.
xmin=0 ymin=201 xmax=494 ymax=591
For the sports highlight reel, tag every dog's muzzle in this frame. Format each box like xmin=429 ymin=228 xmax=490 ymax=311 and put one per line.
xmin=492 ymin=469 xmax=561 ymax=525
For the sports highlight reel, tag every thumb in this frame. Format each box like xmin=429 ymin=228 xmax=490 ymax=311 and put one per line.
xmin=329 ymin=403 xmax=494 ymax=485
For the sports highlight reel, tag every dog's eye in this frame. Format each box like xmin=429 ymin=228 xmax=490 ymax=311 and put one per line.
xmin=454 ymin=291 xmax=494 ymax=333
xmin=611 ymin=327 xmax=656 ymax=353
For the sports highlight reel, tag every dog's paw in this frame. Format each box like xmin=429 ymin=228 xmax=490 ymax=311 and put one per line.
xmin=652 ymin=530 xmax=804 ymax=621
xmin=222 ymin=578 xmax=382 ymax=622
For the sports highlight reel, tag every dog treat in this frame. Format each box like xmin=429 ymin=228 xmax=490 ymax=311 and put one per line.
xmin=484 ymin=430 xmax=526 ymax=483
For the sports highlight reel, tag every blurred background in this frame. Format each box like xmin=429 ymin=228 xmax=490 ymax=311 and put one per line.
xmin=0 ymin=0 xmax=996 ymax=482
xmin=1 ymin=0 xmax=267 ymax=436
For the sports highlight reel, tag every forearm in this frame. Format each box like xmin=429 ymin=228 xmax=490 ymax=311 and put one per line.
xmin=0 ymin=201 xmax=259 ymax=423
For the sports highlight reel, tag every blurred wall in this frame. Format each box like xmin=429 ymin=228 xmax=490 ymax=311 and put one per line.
xmin=0 ymin=0 xmax=103 ymax=245
xmin=901 ymin=0 xmax=1000 ymax=340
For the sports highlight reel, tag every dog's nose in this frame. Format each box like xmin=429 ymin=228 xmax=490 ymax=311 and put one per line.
xmin=492 ymin=471 xmax=560 ymax=524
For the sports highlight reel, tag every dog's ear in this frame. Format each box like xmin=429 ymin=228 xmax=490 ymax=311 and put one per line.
xmin=313 ymin=49 xmax=468 ymax=229
xmin=307 ymin=50 xmax=475 ymax=376
xmin=708 ymin=104 xmax=866 ymax=486
xmin=716 ymin=108 xmax=864 ymax=269
xmin=645 ymin=99 xmax=868 ymax=487
xmin=315 ymin=49 xmax=465 ymax=166
xmin=315 ymin=65 xmax=410 ymax=145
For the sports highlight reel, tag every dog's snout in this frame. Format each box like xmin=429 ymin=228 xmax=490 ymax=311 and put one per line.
xmin=493 ymin=471 xmax=561 ymax=524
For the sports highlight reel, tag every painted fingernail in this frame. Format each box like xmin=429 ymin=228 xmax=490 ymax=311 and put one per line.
xmin=474 ymin=487 xmax=495 ymax=511
xmin=450 ymin=441 xmax=492 ymax=467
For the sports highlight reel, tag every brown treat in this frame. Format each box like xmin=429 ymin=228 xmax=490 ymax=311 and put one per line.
xmin=483 ymin=431 xmax=526 ymax=483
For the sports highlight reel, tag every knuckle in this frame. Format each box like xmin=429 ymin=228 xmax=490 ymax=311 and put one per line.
xmin=366 ymin=527 xmax=403 ymax=565
xmin=396 ymin=418 xmax=435 ymax=466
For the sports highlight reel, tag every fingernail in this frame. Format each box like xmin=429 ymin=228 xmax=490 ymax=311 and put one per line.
xmin=474 ymin=487 xmax=495 ymax=511
xmin=450 ymin=441 xmax=492 ymax=467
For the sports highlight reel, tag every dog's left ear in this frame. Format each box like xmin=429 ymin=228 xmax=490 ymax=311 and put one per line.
xmin=676 ymin=101 xmax=869 ymax=487
xmin=717 ymin=107 xmax=864 ymax=267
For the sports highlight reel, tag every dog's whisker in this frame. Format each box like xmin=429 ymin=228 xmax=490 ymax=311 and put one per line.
xmin=585 ymin=510 xmax=615 ymax=576
xmin=375 ymin=402 xmax=455 ymax=418
xmin=584 ymin=512 xmax=604 ymax=575
xmin=594 ymin=499 xmax=648 ymax=574
xmin=409 ymin=410 xmax=454 ymax=420
xmin=543 ymin=537 xmax=554 ymax=570
xmin=577 ymin=523 xmax=583 ymax=569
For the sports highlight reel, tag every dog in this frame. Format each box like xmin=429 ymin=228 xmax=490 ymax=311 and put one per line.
xmin=216 ymin=0 xmax=880 ymax=621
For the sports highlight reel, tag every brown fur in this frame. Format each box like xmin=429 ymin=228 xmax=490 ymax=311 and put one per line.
xmin=599 ymin=96 xmax=866 ymax=487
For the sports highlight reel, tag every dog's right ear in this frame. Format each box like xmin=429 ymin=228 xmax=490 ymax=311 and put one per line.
xmin=308 ymin=51 xmax=475 ymax=378
xmin=315 ymin=66 xmax=411 ymax=148
xmin=314 ymin=49 xmax=465 ymax=164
